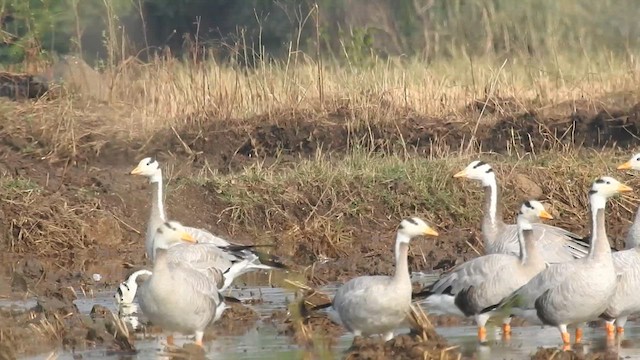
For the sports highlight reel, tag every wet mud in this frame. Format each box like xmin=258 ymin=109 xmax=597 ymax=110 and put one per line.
xmin=530 ymin=347 xmax=621 ymax=360
xmin=344 ymin=332 xmax=459 ymax=360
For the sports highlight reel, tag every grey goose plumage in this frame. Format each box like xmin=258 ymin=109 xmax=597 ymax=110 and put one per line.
xmin=599 ymin=154 xmax=640 ymax=338
xmin=330 ymin=217 xmax=438 ymax=341
xmin=138 ymin=221 xmax=225 ymax=347
xmin=488 ymin=176 xmax=631 ymax=350
xmin=453 ymin=160 xmax=589 ymax=262
xmin=416 ymin=200 xmax=551 ymax=343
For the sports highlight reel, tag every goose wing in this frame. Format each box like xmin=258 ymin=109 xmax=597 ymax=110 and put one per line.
xmin=184 ymin=227 xmax=287 ymax=270
xmin=612 ymin=249 xmax=640 ymax=276
xmin=169 ymin=260 xmax=223 ymax=316
xmin=499 ymin=223 xmax=588 ymax=262
xmin=601 ymin=249 xmax=640 ymax=319
xmin=422 ymin=254 xmax=516 ymax=296
xmin=491 ymin=261 xmax=574 ymax=312
xmin=168 ymin=243 xmax=234 ymax=278
xmin=184 ymin=226 xmax=230 ymax=247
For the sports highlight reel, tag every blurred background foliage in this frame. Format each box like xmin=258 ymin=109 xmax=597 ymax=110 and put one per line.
xmin=1 ymin=0 xmax=640 ymax=66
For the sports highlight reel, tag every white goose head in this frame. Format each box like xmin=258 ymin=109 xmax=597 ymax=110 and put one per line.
xmin=589 ymin=176 xmax=632 ymax=209
xmin=397 ymin=217 xmax=439 ymax=241
xmin=454 ymin=160 xmax=495 ymax=187
xmin=130 ymin=157 xmax=162 ymax=182
xmin=154 ymin=221 xmax=197 ymax=251
xmin=517 ymin=200 xmax=553 ymax=230
xmin=617 ymin=153 xmax=640 ymax=171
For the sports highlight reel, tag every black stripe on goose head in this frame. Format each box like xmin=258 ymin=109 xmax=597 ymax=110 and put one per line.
xmin=473 ymin=161 xmax=486 ymax=168
xmin=523 ymin=200 xmax=534 ymax=210
xmin=406 ymin=218 xmax=419 ymax=226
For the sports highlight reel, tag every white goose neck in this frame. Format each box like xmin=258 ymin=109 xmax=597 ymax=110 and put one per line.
xmin=150 ymin=171 xmax=162 ymax=184
xmin=484 ymin=177 xmax=498 ymax=225
xmin=516 ymin=216 xmax=532 ymax=263
xmin=590 ymin=194 xmax=606 ymax=212
xmin=588 ymin=193 xmax=607 ymax=258
xmin=394 ymin=232 xmax=411 ymax=264
xmin=150 ymin=170 xmax=166 ymax=220
xmin=516 ymin=217 xmax=533 ymax=231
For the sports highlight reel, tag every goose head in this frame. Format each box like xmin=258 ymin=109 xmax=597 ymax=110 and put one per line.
xmin=397 ymin=217 xmax=439 ymax=240
xmin=617 ymin=153 xmax=640 ymax=171
xmin=154 ymin=221 xmax=197 ymax=250
xmin=453 ymin=160 xmax=495 ymax=187
xmin=130 ymin=157 xmax=161 ymax=182
xmin=517 ymin=200 xmax=553 ymax=230
xmin=589 ymin=176 xmax=632 ymax=209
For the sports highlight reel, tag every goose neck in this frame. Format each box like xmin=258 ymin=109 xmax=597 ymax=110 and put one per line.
xmin=625 ymin=209 xmax=640 ymax=249
xmin=393 ymin=233 xmax=411 ymax=283
xmin=588 ymin=194 xmax=610 ymax=259
xmin=516 ymin=217 xmax=531 ymax=263
xmin=485 ymin=177 xmax=500 ymax=223
xmin=150 ymin=172 xmax=166 ymax=221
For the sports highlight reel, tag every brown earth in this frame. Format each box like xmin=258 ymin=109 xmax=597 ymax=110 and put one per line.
xmin=2 ymin=96 xmax=640 ymax=358
xmin=530 ymin=347 xmax=621 ymax=360
xmin=343 ymin=332 xmax=459 ymax=360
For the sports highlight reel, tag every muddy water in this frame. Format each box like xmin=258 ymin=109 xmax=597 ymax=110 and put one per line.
xmin=6 ymin=273 xmax=640 ymax=359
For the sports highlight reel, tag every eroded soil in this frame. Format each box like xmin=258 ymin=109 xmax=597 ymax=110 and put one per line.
xmin=2 ymin=95 xmax=640 ymax=358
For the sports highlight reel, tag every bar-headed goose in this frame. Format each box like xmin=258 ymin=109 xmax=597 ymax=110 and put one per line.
xmin=416 ymin=200 xmax=551 ymax=343
xmin=115 ymin=269 xmax=152 ymax=305
xmin=330 ymin=218 xmax=438 ymax=341
xmin=138 ymin=221 xmax=225 ymax=348
xmin=487 ymin=176 xmax=631 ymax=350
xmin=453 ymin=160 xmax=589 ymax=262
xmin=124 ymin=158 xmax=287 ymax=298
xmin=130 ymin=157 xmax=285 ymax=264
xmin=599 ymin=154 xmax=640 ymax=338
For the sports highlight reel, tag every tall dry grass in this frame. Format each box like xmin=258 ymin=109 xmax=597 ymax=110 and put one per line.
xmin=2 ymin=48 xmax=638 ymax=164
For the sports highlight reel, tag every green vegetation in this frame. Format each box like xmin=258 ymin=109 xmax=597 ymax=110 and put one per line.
xmin=183 ymin=150 xmax=636 ymax=258
xmin=2 ymin=0 xmax=640 ymax=65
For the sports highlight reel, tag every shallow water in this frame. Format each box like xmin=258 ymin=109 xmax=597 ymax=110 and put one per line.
xmin=7 ymin=272 xmax=640 ymax=359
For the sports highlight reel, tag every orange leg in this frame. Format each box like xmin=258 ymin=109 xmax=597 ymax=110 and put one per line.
xmin=194 ymin=339 xmax=203 ymax=347
xmin=617 ymin=326 xmax=625 ymax=335
xmin=502 ymin=323 xmax=512 ymax=335
xmin=605 ymin=322 xmax=615 ymax=339
xmin=575 ymin=328 xmax=583 ymax=344
xmin=478 ymin=326 xmax=487 ymax=343
xmin=561 ymin=331 xmax=571 ymax=350
xmin=166 ymin=334 xmax=175 ymax=346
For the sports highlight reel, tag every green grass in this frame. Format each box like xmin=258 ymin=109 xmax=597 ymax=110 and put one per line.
xmin=183 ymin=149 xmax=638 ymax=260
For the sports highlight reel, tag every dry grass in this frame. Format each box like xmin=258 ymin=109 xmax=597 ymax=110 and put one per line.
xmin=0 ymin=49 xmax=639 ymax=163
xmin=0 ymin=173 xmax=118 ymax=255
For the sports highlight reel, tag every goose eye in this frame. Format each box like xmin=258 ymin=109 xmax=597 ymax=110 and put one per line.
xmin=636 ymin=157 xmax=640 ymax=161
xmin=606 ymin=181 xmax=611 ymax=184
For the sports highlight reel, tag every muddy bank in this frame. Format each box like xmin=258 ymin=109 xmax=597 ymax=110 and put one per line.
xmin=343 ymin=332 xmax=459 ymax=360
xmin=531 ymin=347 xmax=620 ymax=360
xmin=0 ymin=290 xmax=135 ymax=358
xmin=4 ymin=96 xmax=640 ymax=173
